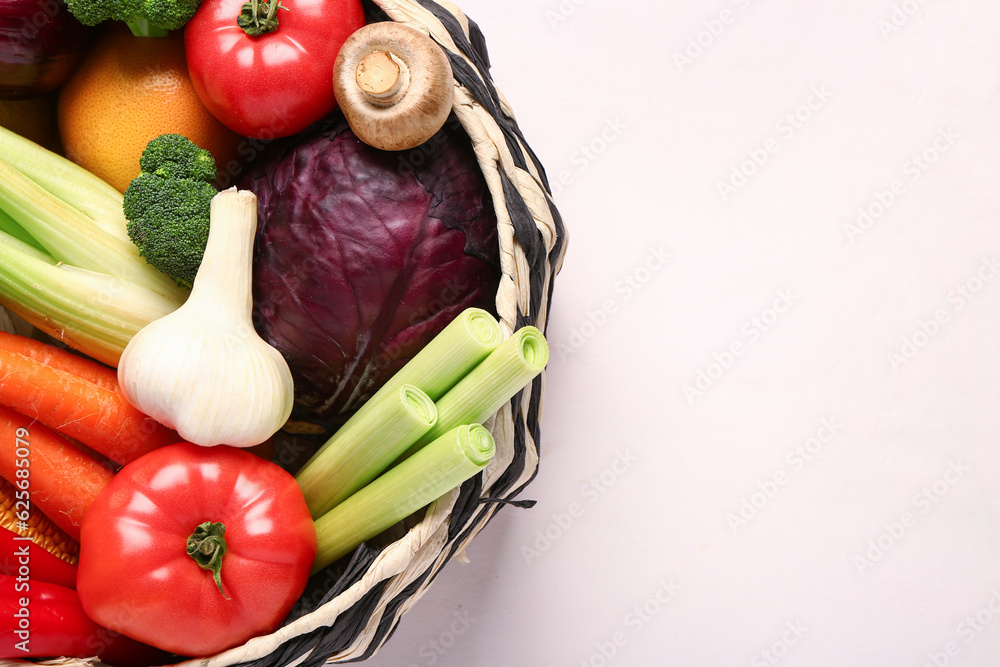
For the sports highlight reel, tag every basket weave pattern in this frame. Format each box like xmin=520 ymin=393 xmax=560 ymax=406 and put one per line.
xmin=21 ymin=1 xmax=566 ymax=664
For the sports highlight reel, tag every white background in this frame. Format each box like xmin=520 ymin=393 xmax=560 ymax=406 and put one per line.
xmin=366 ymin=1 xmax=1000 ymax=666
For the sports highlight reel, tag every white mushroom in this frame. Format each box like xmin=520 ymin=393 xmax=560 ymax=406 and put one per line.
xmin=334 ymin=22 xmax=456 ymax=151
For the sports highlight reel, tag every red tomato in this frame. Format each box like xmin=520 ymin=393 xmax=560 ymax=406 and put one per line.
xmin=184 ymin=0 xmax=366 ymax=139
xmin=76 ymin=443 xmax=317 ymax=657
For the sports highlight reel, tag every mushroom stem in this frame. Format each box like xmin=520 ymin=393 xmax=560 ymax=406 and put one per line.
xmin=334 ymin=22 xmax=456 ymax=151
xmin=356 ymin=51 xmax=408 ymax=106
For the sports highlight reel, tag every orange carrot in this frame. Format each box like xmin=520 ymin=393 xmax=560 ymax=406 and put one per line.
xmin=0 ymin=347 xmax=182 ymax=465
xmin=0 ymin=331 xmax=118 ymax=392
xmin=0 ymin=405 xmax=114 ymax=541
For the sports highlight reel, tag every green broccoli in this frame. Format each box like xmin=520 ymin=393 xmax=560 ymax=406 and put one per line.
xmin=123 ymin=134 xmax=218 ymax=289
xmin=65 ymin=0 xmax=204 ymax=35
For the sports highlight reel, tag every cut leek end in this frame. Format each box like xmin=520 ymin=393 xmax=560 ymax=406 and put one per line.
xmin=401 ymin=383 xmax=438 ymax=424
xmin=516 ymin=326 xmax=549 ymax=370
xmin=464 ymin=307 xmax=505 ymax=348
xmin=459 ymin=423 xmax=496 ymax=467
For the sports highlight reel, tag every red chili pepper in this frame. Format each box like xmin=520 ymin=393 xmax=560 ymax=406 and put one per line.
xmin=0 ymin=527 xmax=77 ymax=589
xmin=0 ymin=574 xmax=168 ymax=665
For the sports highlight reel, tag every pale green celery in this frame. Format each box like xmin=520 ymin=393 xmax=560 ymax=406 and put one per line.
xmin=0 ymin=125 xmax=129 ymax=242
xmin=312 ymin=423 xmax=495 ymax=571
xmin=0 ymin=230 xmax=181 ymax=367
xmin=0 ymin=207 xmax=45 ymax=253
xmin=0 ymin=158 xmax=187 ymax=302
xmin=403 ymin=326 xmax=549 ymax=458
xmin=297 ymin=384 xmax=438 ymax=518
xmin=377 ymin=308 xmax=504 ymax=401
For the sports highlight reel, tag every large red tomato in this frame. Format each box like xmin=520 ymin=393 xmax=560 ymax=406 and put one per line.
xmin=184 ymin=0 xmax=366 ymax=139
xmin=76 ymin=443 xmax=318 ymax=657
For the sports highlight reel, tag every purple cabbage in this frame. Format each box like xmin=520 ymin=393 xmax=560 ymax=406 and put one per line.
xmin=243 ymin=115 xmax=500 ymax=426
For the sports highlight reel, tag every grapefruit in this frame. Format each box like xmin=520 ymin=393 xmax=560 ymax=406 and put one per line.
xmin=57 ymin=24 xmax=244 ymax=193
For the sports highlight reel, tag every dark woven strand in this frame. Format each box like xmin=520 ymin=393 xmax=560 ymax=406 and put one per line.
xmin=295 ymin=582 xmax=390 ymax=667
xmin=348 ymin=548 xmax=447 ymax=662
xmin=416 ymin=0 xmax=492 ymax=76
xmin=446 ymin=54 xmax=531 ymax=172
xmin=543 ymin=199 xmax=567 ymax=325
xmin=446 ymin=474 xmax=485 ymax=541
xmin=499 ymin=171 xmax=547 ymax=324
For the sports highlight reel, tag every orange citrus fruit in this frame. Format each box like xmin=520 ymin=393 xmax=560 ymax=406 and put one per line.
xmin=57 ymin=24 xmax=244 ymax=193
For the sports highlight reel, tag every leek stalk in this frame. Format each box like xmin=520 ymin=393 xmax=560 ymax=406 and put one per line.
xmin=296 ymin=384 xmax=438 ymax=518
xmin=295 ymin=309 xmax=502 ymax=517
xmin=376 ymin=307 xmax=504 ymax=401
xmin=312 ymin=423 xmax=495 ymax=571
xmin=403 ymin=326 xmax=549 ymax=456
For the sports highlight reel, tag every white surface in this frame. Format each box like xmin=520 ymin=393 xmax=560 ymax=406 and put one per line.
xmin=365 ymin=1 xmax=1000 ymax=666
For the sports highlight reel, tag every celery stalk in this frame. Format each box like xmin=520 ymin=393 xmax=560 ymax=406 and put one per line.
xmin=312 ymin=423 xmax=495 ymax=571
xmin=377 ymin=308 xmax=504 ymax=401
xmin=0 ymin=158 xmax=186 ymax=302
xmin=0 ymin=230 xmax=180 ymax=366
xmin=403 ymin=326 xmax=549 ymax=457
xmin=0 ymin=207 xmax=45 ymax=253
xmin=296 ymin=384 xmax=438 ymax=518
xmin=0 ymin=125 xmax=129 ymax=242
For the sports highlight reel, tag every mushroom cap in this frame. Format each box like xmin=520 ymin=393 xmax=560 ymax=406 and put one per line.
xmin=334 ymin=22 xmax=456 ymax=152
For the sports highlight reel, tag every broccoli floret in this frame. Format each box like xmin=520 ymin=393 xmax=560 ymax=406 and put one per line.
xmin=65 ymin=0 xmax=203 ymax=34
xmin=123 ymin=134 xmax=218 ymax=289
xmin=140 ymin=0 xmax=204 ymax=31
xmin=139 ymin=133 xmax=218 ymax=181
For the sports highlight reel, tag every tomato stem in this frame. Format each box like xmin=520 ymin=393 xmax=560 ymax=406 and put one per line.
xmin=237 ymin=0 xmax=288 ymax=36
xmin=186 ymin=521 xmax=230 ymax=599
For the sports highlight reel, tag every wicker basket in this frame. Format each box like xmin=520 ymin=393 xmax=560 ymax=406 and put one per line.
xmin=10 ymin=0 xmax=566 ymax=665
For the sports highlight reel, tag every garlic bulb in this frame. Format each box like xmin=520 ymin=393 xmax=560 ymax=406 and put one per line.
xmin=117 ymin=187 xmax=294 ymax=448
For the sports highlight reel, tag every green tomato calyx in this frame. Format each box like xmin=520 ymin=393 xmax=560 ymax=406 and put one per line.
xmin=237 ymin=0 xmax=288 ymax=36
xmin=186 ymin=521 xmax=231 ymax=599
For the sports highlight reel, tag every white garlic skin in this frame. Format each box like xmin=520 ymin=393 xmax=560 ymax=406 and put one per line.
xmin=117 ymin=188 xmax=294 ymax=448
xmin=118 ymin=314 xmax=294 ymax=447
